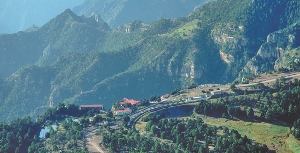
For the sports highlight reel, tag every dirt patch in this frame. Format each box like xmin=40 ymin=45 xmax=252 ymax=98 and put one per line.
xmin=84 ymin=126 xmax=108 ymax=153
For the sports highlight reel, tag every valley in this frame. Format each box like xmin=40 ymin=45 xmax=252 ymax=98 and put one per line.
xmin=0 ymin=0 xmax=300 ymax=123
xmin=0 ymin=0 xmax=300 ymax=152
xmin=1 ymin=69 xmax=300 ymax=152
xmin=84 ymin=71 xmax=300 ymax=152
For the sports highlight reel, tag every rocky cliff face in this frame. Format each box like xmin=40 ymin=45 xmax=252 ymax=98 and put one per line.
xmin=238 ymin=22 xmax=300 ymax=80
xmin=257 ymin=32 xmax=287 ymax=58
xmin=274 ymin=23 xmax=300 ymax=70
xmin=211 ymin=23 xmax=248 ymax=64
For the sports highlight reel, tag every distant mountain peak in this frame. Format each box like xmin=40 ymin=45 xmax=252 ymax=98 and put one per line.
xmin=42 ymin=8 xmax=110 ymax=32
xmin=64 ymin=8 xmax=73 ymax=14
xmin=60 ymin=8 xmax=81 ymax=21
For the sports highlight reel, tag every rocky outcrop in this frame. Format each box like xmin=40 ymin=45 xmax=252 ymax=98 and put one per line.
xmin=211 ymin=23 xmax=248 ymax=64
xmin=220 ymin=51 xmax=234 ymax=64
xmin=238 ymin=22 xmax=300 ymax=80
xmin=256 ymin=32 xmax=287 ymax=58
xmin=274 ymin=48 xmax=300 ymax=70
xmin=89 ymin=12 xmax=107 ymax=27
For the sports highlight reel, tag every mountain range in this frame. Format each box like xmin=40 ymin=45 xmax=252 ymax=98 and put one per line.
xmin=0 ymin=0 xmax=300 ymax=122
xmin=0 ymin=0 xmax=83 ymax=34
xmin=72 ymin=0 xmax=210 ymax=28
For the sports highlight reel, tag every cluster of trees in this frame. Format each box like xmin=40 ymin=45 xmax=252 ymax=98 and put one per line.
xmin=150 ymin=95 xmax=161 ymax=102
xmin=170 ymin=88 xmax=182 ymax=96
xmin=214 ymin=128 xmax=268 ymax=153
xmin=152 ymin=117 xmax=267 ymax=153
xmin=31 ymin=103 xmax=106 ymax=152
xmin=44 ymin=119 xmax=87 ymax=152
xmin=291 ymin=118 xmax=300 ymax=139
xmin=142 ymin=112 xmax=165 ymax=122
xmin=103 ymin=117 xmax=267 ymax=153
xmin=37 ymin=103 xmax=99 ymax=123
xmin=0 ymin=117 xmax=39 ymax=153
xmin=255 ymin=78 xmax=300 ymax=139
xmin=102 ymin=129 xmax=174 ymax=152
xmin=194 ymin=99 xmax=255 ymax=119
xmin=195 ymin=77 xmax=300 ymax=140
xmin=0 ymin=102 xmax=105 ymax=152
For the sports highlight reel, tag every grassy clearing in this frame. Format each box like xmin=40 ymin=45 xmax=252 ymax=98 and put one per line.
xmin=134 ymin=104 xmax=300 ymax=152
xmin=135 ymin=120 xmax=147 ymax=134
xmin=286 ymin=135 xmax=300 ymax=153
xmin=196 ymin=114 xmax=293 ymax=152
xmin=167 ymin=19 xmax=199 ymax=38
xmin=135 ymin=115 xmax=148 ymax=134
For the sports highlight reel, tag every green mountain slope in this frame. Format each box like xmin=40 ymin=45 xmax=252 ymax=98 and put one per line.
xmin=0 ymin=0 xmax=299 ymax=121
xmin=0 ymin=9 xmax=110 ymax=79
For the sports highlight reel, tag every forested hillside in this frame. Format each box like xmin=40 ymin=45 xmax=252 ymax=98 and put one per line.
xmin=0 ymin=0 xmax=300 ymax=122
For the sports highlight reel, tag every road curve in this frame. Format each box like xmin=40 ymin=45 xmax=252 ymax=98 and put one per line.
xmin=128 ymin=99 xmax=203 ymax=129
xmin=128 ymin=72 xmax=300 ymax=130
xmin=238 ymin=72 xmax=300 ymax=87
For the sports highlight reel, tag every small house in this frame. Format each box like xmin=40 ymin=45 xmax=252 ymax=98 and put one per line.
xmin=160 ymin=94 xmax=170 ymax=101
xmin=120 ymin=98 xmax=140 ymax=105
xmin=113 ymin=108 xmax=132 ymax=116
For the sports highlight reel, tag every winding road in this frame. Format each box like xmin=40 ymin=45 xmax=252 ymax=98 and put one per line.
xmin=85 ymin=71 xmax=300 ymax=152
xmin=128 ymin=72 xmax=300 ymax=129
xmin=127 ymin=98 xmax=205 ymax=129
xmin=238 ymin=72 xmax=300 ymax=87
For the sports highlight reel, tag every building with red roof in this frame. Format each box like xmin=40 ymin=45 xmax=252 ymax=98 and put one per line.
xmin=119 ymin=98 xmax=140 ymax=105
xmin=160 ymin=94 xmax=170 ymax=101
xmin=113 ymin=108 xmax=132 ymax=116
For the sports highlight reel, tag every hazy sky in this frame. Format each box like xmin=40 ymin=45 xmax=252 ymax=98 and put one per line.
xmin=0 ymin=0 xmax=83 ymax=34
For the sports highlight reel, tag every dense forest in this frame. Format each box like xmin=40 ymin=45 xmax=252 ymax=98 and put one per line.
xmin=102 ymin=117 xmax=268 ymax=153
xmin=0 ymin=103 xmax=102 ymax=153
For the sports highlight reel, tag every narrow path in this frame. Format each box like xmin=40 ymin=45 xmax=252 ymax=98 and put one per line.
xmin=90 ymin=141 xmax=104 ymax=153
xmin=238 ymin=72 xmax=300 ymax=87
xmin=84 ymin=126 xmax=106 ymax=153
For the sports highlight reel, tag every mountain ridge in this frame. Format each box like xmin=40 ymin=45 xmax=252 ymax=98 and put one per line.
xmin=0 ymin=0 xmax=83 ymax=33
xmin=0 ymin=0 xmax=299 ymax=122
xmin=72 ymin=0 xmax=210 ymax=28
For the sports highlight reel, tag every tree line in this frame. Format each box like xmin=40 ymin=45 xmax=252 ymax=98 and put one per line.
xmin=103 ymin=117 xmax=268 ymax=153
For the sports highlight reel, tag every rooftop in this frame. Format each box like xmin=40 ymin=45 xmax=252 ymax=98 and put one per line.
xmin=114 ymin=108 xmax=131 ymax=113
xmin=80 ymin=104 xmax=103 ymax=108
xmin=120 ymin=98 xmax=140 ymax=105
